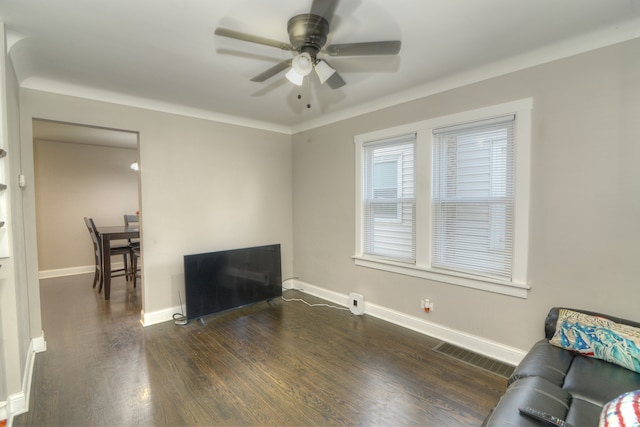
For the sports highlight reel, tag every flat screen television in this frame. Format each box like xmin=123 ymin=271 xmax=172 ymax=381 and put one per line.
xmin=183 ymin=244 xmax=282 ymax=321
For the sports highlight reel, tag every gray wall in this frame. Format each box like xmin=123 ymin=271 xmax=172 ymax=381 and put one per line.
xmin=292 ymin=38 xmax=640 ymax=353
xmin=20 ymin=89 xmax=294 ymax=324
xmin=34 ymin=139 xmax=138 ymax=273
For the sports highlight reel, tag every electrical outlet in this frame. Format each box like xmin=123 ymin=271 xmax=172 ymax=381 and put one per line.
xmin=349 ymin=292 xmax=364 ymax=315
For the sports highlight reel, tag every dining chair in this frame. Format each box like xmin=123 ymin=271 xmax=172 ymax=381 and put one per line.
xmin=83 ymin=217 xmax=102 ymax=289
xmin=131 ymin=246 xmax=141 ymax=288
xmin=123 ymin=214 xmax=138 ymax=226
xmin=84 ymin=217 xmax=131 ymax=293
xmin=124 ymin=214 xmax=140 ymax=281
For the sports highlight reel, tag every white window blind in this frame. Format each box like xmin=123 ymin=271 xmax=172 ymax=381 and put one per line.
xmin=362 ymin=134 xmax=416 ymax=262
xmin=432 ymin=115 xmax=515 ymax=280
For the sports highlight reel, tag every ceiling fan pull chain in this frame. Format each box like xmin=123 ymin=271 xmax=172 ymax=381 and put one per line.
xmin=296 ymin=77 xmax=312 ymax=109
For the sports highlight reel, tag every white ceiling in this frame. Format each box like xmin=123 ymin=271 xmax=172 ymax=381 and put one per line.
xmin=3 ymin=0 xmax=640 ymax=135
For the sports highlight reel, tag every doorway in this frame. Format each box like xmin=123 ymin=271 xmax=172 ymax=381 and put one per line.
xmin=32 ymin=119 xmax=141 ymax=292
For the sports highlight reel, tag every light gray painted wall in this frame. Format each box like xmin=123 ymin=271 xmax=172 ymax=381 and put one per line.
xmin=34 ymin=139 xmax=138 ymax=272
xmin=292 ymin=38 xmax=640 ymax=353
xmin=20 ymin=90 xmax=294 ymax=320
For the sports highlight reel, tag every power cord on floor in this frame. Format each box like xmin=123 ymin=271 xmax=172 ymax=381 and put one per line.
xmin=173 ymin=312 xmax=188 ymax=325
xmin=281 ymin=287 xmax=350 ymax=312
xmin=172 ymin=279 xmax=350 ymax=325
xmin=173 ymin=291 xmax=188 ymax=325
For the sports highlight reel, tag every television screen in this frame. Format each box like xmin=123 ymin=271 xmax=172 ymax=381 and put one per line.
xmin=183 ymin=244 xmax=282 ymax=321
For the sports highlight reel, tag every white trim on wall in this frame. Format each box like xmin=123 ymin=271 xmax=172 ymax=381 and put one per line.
xmin=292 ymin=18 xmax=640 ymax=133
xmin=16 ymin=18 xmax=640 ymax=137
xmin=287 ymin=279 xmax=527 ymax=366
xmin=141 ymin=306 xmax=183 ymax=327
xmin=7 ymin=334 xmax=46 ymax=424
xmin=353 ymin=99 xmax=533 ymax=298
xmin=38 ymin=262 xmax=126 ymax=279
xmin=38 ymin=265 xmax=94 ymax=279
xmin=20 ymin=78 xmax=291 ymax=135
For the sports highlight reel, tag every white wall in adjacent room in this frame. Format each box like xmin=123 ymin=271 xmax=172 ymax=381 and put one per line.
xmin=34 ymin=138 xmax=138 ymax=273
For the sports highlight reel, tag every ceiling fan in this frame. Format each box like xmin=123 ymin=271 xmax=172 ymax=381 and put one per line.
xmin=214 ymin=0 xmax=401 ymax=90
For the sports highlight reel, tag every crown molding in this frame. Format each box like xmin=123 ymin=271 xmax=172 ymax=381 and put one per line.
xmin=19 ymin=77 xmax=293 ymax=135
xmin=290 ymin=19 xmax=640 ymax=133
xmin=18 ymin=17 xmax=640 ymax=136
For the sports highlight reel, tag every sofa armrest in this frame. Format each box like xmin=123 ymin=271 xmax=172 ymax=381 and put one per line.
xmin=509 ymin=340 xmax=574 ymax=387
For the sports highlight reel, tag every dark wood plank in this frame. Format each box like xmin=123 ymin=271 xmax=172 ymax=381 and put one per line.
xmin=14 ymin=274 xmax=506 ymax=426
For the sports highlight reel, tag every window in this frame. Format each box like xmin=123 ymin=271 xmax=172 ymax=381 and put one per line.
xmin=354 ymin=99 xmax=531 ymax=298
xmin=432 ymin=116 xmax=514 ymax=280
xmin=362 ymin=135 xmax=415 ymax=262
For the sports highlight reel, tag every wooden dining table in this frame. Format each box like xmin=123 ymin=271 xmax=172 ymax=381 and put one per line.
xmin=96 ymin=225 xmax=140 ymax=300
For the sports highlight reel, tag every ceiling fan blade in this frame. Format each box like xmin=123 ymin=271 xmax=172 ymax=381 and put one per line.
xmin=326 ymin=41 xmax=401 ymax=56
xmin=325 ymin=71 xmax=346 ymax=89
xmin=215 ymin=27 xmax=295 ymax=51
xmin=250 ymin=60 xmax=292 ymax=82
xmin=310 ymin=0 xmax=340 ymax=24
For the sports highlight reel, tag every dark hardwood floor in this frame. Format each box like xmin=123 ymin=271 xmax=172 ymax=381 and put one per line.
xmin=14 ymin=274 xmax=506 ymax=426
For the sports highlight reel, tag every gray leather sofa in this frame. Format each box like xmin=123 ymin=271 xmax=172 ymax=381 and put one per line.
xmin=483 ymin=307 xmax=640 ymax=426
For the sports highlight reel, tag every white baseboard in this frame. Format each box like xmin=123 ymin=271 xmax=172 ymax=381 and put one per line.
xmin=290 ymin=279 xmax=527 ymax=366
xmin=7 ymin=332 xmax=47 ymax=425
xmin=39 ymin=265 xmax=94 ymax=279
xmin=141 ymin=305 xmax=183 ymax=327
xmin=39 ymin=263 xmax=126 ymax=279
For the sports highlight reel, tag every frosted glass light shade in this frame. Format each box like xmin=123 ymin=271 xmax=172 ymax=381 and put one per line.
xmin=292 ymin=52 xmax=312 ymax=76
xmin=315 ymin=60 xmax=336 ymax=84
xmin=285 ymin=68 xmax=304 ymax=86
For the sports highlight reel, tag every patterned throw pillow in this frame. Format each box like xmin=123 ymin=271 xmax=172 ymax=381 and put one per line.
xmin=599 ymin=390 xmax=640 ymax=427
xmin=549 ymin=309 xmax=640 ymax=373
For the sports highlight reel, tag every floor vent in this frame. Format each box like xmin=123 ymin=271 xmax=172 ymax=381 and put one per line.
xmin=434 ymin=342 xmax=515 ymax=378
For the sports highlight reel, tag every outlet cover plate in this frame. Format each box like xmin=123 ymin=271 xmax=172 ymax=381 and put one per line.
xmin=349 ymin=292 xmax=364 ymax=315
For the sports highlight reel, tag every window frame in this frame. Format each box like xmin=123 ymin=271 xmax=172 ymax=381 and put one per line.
xmin=431 ymin=116 xmax=515 ymax=280
xmin=362 ymin=136 xmax=416 ymax=262
xmin=354 ymin=99 xmax=532 ymax=298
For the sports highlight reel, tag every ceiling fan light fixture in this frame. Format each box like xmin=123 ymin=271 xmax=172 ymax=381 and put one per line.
xmin=285 ymin=68 xmax=304 ymax=86
xmin=215 ymin=10 xmax=402 ymax=93
xmin=314 ymin=59 xmax=336 ymax=84
xmin=291 ymin=52 xmax=313 ymax=76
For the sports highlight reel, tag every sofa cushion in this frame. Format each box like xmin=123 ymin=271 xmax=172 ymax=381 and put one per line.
xmin=565 ymin=398 xmax=604 ymax=427
xmin=482 ymin=376 xmax=571 ymax=427
xmin=509 ymin=340 xmax=574 ymax=387
xmin=549 ymin=309 xmax=640 ymax=373
xmin=563 ymin=356 xmax=640 ymax=406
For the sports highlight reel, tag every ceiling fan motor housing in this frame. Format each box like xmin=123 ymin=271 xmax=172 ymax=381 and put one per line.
xmin=287 ymin=14 xmax=329 ymax=58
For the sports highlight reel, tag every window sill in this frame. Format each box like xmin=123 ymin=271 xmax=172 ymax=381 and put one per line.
xmin=352 ymin=256 xmax=529 ymax=298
